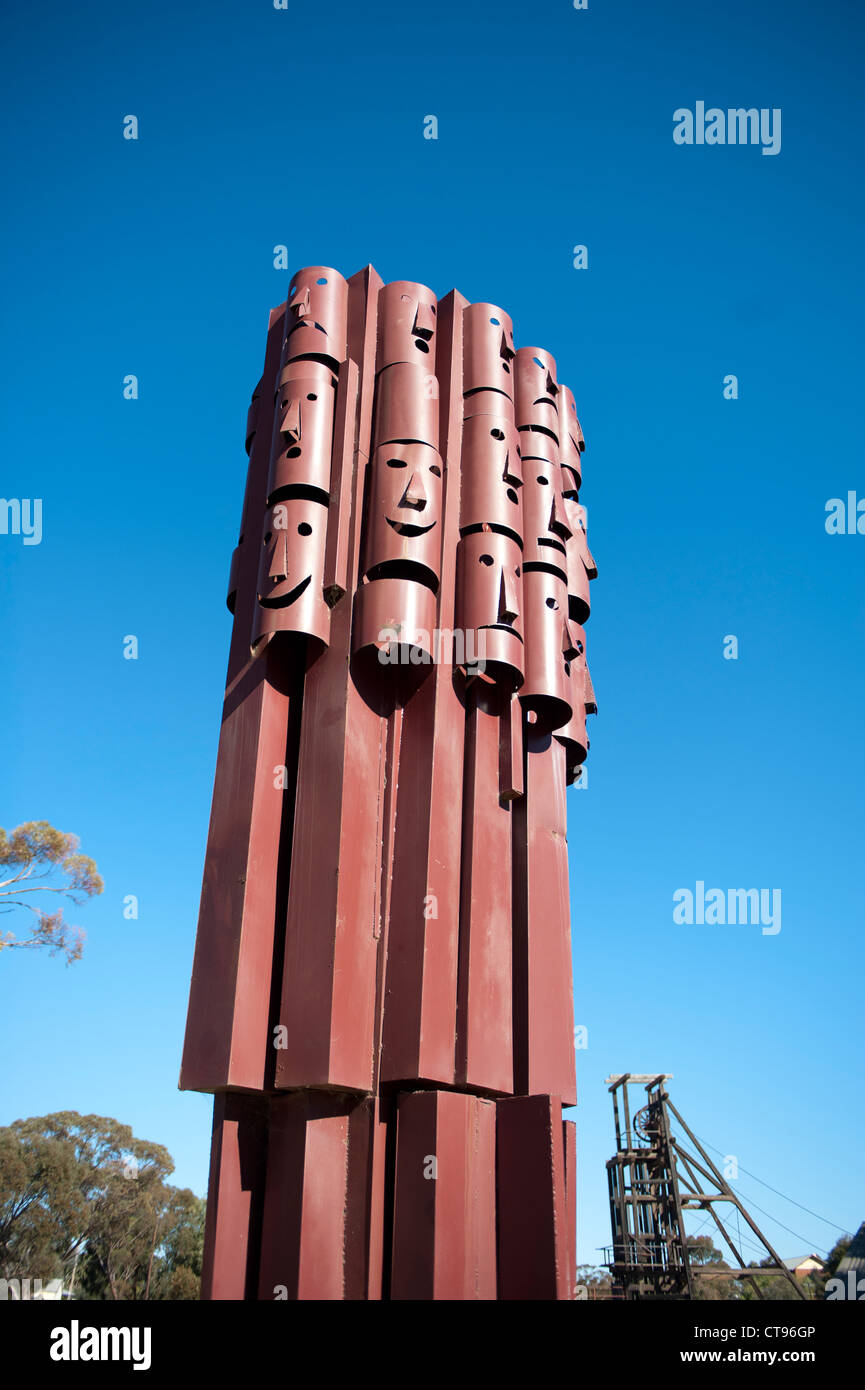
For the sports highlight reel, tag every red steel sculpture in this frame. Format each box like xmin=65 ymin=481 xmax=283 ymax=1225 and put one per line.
xmin=180 ymin=266 xmax=597 ymax=1300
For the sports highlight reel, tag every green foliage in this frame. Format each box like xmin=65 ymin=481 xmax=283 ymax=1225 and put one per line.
xmin=824 ymin=1233 xmax=852 ymax=1276
xmin=0 ymin=821 xmax=103 ymax=963
xmin=688 ymin=1234 xmax=745 ymax=1300
xmin=0 ymin=1113 xmax=202 ymax=1300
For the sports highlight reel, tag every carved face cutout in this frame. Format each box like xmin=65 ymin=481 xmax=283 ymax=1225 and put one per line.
xmin=559 ymin=386 xmax=586 ymax=452
xmin=463 ymin=302 xmax=515 ymax=400
xmin=459 ymin=415 xmax=523 ymax=537
xmin=555 ymin=623 xmax=591 ymax=779
xmin=226 ymin=543 xmax=240 ymax=615
xmin=520 ymin=568 xmax=574 ymax=730
xmin=561 ymin=460 xmax=581 ymax=496
xmin=377 ymin=280 xmax=438 ymax=370
xmin=522 ymin=462 xmax=572 ymax=574
xmin=456 ymin=530 xmax=524 ymax=688
xmin=284 ymin=266 xmax=347 ymax=366
xmin=569 ymin=503 xmax=596 ymax=573
xmin=364 ymin=442 xmax=444 ymax=588
xmin=515 ymin=347 xmax=560 ymax=438
xmin=558 ymin=385 xmax=583 ymax=490
xmin=562 ymin=498 xmax=594 ymax=624
xmin=268 ymin=367 xmax=335 ymax=503
xmin=252 ymin=497 xmax=330 ymax=650
xmin=245 ymin=379 xmax=263 ymax=456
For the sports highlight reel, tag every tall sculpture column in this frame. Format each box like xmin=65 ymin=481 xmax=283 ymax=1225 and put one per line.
xmin=180 ymin=265 xmax=597 ymax=1300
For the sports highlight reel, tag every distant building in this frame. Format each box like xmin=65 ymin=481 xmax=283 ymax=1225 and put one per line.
xmin=782 ymin=1254 xmax=825 ymax=1280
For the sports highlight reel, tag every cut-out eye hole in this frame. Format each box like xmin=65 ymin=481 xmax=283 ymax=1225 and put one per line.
xmin=316 ymin=277 xmax=327 ymax=285
xmin=503 ymin=362 xmax=511 ymax=373
xmin=286 ymin=446 xmax=302 ymax=459
xmin=490 ymin=428 xmax=505 ymax=441
xmin=479 ymin=554 xmax=494 ymax=566
xmin=576 ymin=640 xmax=584 ymax=655
xmin=537 ymin=475 xmax=549 ymax=485
xmin=546 ymin=597 xmax=559 ymax=610
xmin=506 ymin=488 xmax=519 ymax=504
xmin=306 ymin=392 xmax=317 ymax=401
xmin=490 ymin=316 xmax=500 ymax=326
xmin=298 ymin=522 xmax=312 ymax=536
xmin=430 ymin=464 xmax=441 ymax=477
xmin=289 ymin=284 xmax=297 ymax=296
xmin=414 ymin=340 xmax=430 ymax=353
xmin=386 ymin=457 xmax=407 ymax=468
xmin=533 ymin=356 xmax=545 ymax=369
xmin=430 ymin=305 xmax=436 ymax=316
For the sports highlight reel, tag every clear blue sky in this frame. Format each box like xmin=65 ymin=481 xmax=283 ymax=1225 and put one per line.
xmin=2 ymin=0 xmax=862 ymax=1272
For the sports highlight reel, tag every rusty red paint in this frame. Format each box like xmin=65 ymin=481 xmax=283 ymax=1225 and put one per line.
xmin=181 ymin=265 xmax=596 ymax=1299
xmin=391 ymin=1090 xmax=497 ymax=1300
xmin=497 ymin=1094 xmax=571 ymax=1300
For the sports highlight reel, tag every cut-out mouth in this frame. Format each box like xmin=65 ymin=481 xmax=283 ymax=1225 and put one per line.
xmin=533 ymin=396 xmax=557 ymax=409
xmin=288 ymin=320 xmax=327 ymax=335
xmin=258 ymin=574 xmax=312 ymax=608
xmin=539 ymin=537 xmax=567 ymax=555
xmin=480 ymin=624 xmax=523 ymax=640
xmin=386 ymin=518 xmax=436 ymax=537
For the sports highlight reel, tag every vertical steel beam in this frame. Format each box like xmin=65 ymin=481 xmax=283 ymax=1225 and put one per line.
xmin=497 ymin=1094 xmax=570 ymax=1300
xmin=456 ymin=681 xmax=514 ymax=1094
xmin=512 ymin=729 xmax=577 ymax=1103
xmin=200 ymin=1093 xmax=268 ymax=1301
xmin=380 ymin=291 xmax=468 ymax=1088
xmin=391 ymin=1089 xmax=497 ymax=1300
xmin=274 ymin=269 xmax=384 ymax=1093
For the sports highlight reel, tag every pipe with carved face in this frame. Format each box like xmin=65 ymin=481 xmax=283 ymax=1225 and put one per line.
xmin=267 ymin=361 xmax=336 ymax=505
xmin=515 ymin=346 xmax=560 ymax=449
xmin=284 ymin=265 xmax=348 ymax=369
xmin=519 ymin=568 xmax=579 ymax=731
xmin=459 ymin=414 xmax=523 ymax=542
xmin=456 ymin=528 xmax=524 ymax=689
xmin=376 ymin=280 xmax=438 ymax=371
xmin=252 ymin=496 xmax=331 ymax=654
xmin=463 ymin=302 xmax=515 ymax=413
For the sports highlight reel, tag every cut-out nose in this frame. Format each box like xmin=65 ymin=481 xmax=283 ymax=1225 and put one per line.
xmin=280 ymin=399 xmax=302 ymax=445
xmin=502 ymin=447 xmax=522 ymax=485
xmin=290 ymin=286 xmax=310 ymax=318
xmin=549 ymin=496 xmax=572 ymax=540
xmin=499 ymin=569 xmax=520 ymax=625
xmin=562 ymin=617 xmax=580 ymax=661
xmin=400 ymin=470 xmax=428 ymax=510
xmin=545 ymin=370 xmax=558 ymax=397
xmin=268 ymin=533 xmax=290 ymax=584
xmin=413 ymin=302 xmax=436 ymax=341
xmin=500 ymin=330 xmax=515 ymax=361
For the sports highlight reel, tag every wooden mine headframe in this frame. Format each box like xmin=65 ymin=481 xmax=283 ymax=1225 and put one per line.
xmin=603 ymin=1074 xmax=807 ymax=1301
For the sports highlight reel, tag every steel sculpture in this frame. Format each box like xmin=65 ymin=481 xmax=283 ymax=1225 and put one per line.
xmin=181 ymin=266 xmax=597 ymax=1300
